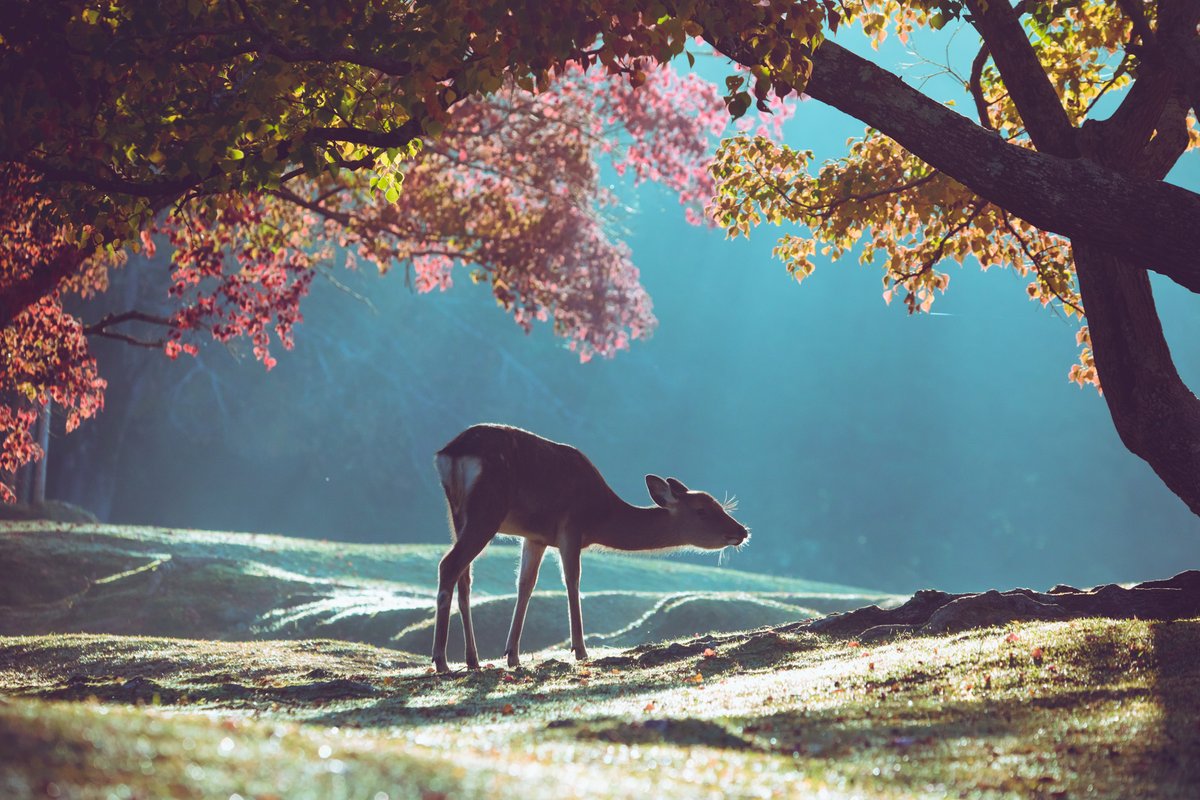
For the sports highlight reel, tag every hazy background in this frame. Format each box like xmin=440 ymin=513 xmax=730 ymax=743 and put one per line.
xmin=48 ymin=30 xmax=1200 ymax=594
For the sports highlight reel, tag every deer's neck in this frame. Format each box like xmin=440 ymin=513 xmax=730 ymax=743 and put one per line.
xmin=589 ymin=501 xmax=682 ymax=552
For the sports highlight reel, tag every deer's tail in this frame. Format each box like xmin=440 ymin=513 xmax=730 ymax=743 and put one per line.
xmin=435 ymin=451 xmax=483 ymax=538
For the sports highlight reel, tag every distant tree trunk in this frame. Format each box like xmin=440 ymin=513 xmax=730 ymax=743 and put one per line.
xmin=13 ymin=461 xmax=31 ymax=505
xmin=31 ymin=399 xmax=50 ymax=504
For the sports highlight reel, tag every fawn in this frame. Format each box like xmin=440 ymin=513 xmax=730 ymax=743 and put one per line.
xmin=432 ymin=423 xmax=749 ymax=671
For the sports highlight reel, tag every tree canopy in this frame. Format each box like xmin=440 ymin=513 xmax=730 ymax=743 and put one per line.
xmin=1 ymin=0 xmax=1198 ymax=514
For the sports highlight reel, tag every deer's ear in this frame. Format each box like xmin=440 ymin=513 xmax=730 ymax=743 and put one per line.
xmin=666 ymin=477 xmax=690 ymax=496
xmin=646 ymin=474 xmax=679 ymax=508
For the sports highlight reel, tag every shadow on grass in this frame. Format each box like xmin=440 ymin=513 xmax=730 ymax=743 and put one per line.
xmin=1150 ymin=620 xmax=1200 ymax=791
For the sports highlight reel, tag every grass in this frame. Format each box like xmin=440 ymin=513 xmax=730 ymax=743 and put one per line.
xmin=2 ymin=523 xmax=1196 ymax=798
xmin=1 ymin=617 xmax=1197 ymax=799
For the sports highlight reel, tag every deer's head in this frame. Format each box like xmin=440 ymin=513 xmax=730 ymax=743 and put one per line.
xmin=645 ymin=475 xmax=750 ymax=549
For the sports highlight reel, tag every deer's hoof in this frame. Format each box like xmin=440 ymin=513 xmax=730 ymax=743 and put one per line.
xmin=573 ymin=647 xmax=589 ymax=661
xmin=465 ymin=657 xmax=481 ymax=671
xmin=433 ymin=658 xmax=450 ymax=673
xmin=506 ymin=652 xmax=521 ymax=668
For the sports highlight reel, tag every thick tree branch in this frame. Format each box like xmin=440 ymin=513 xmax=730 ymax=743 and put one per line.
xmin=795 ymin=40 xmax=1200 ymax=293
xmin=27 ymin=160 xmax=204 ymax=199
xmin=0 ymin=245 xmax=91 ymax=331
xmin=962 ymin=0 xmax=1077 ymax=156
xmin=1101 ymin=65 xmax=1182 ymax=160
xmin=1141 ymin=91 xmax=1193 ymax=179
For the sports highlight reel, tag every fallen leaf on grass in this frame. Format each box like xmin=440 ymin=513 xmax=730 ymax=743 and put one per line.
xmin=702 ymin=648 xmax=717 ymax=659
xmin=501 ymin=703 xmax=515 ymax=715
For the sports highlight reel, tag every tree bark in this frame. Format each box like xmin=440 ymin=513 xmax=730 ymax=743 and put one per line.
xmin=1072 ymin=242 xmax=1200 ymax=515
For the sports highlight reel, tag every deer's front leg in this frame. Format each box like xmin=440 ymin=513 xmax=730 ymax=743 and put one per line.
xmin=504 ymin=539 xmax=546 ymax=668
xmin=557 ymin=534 xmax=588 ymax=661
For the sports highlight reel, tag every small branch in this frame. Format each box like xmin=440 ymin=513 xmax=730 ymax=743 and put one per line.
xmin=1001 ymin=210 xmax=1084 ymax=315
xmin=891 ymin=201 xmax=987 ymax=282
xmin=969 ymin=44 xmax=995 ymax=130
xmin=83 ymin=310 xmax=173 ymax=348
xmin=315 ymin=266 xmax=379 ymax=314
xmin=270 ymin=187 xmax=353 ymax=226
xmin=962 ymin=0 xmax=1078 ymax=156
xmin=1079 ymin=54 xmax=1131 ymax=120
xmin=743 ymin=155 xmax=941 ymax=222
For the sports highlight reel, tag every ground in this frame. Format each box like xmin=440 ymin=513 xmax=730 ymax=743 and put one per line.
xmin=1 ymin=524 xmax=1197 ymax=799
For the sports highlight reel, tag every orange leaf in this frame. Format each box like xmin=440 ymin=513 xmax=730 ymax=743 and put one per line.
xmin=501 ymin=703 xmax=515 ymax=715
xmin=702 ymin=648 xmax=717 ymax=659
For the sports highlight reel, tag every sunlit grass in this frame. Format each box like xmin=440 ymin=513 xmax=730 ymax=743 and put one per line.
xmin=2 ymin=616 xmax=1197 ymax=799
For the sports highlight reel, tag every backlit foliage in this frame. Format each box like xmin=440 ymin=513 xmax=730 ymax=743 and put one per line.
xmin=709 ymin=0 xmax=1197 ymax=393
xmin=1 ymin=0 xmax=806 ymax=493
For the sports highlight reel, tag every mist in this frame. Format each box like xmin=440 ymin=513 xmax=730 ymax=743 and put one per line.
xmin=47 ymin=181 xmax=1200 ymax=595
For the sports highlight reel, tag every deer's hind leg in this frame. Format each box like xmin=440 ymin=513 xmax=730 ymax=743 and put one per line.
xmin=457 ymin=568 xmax=480 ymax=669
xmin=557 ymin=532 xmax=588 ymax=662
xmin=433 ymin=468 xmax=505 ymax=672
xmin=504 ymin=539 xmax=547 ymax=668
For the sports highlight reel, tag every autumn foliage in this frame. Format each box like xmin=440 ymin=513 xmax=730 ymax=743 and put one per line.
xmin=0 ymin=48 xmax=788 ymax=495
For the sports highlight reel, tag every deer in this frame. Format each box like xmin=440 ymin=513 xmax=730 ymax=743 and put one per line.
xmin=431 ymin=423 xmax=750 ymax=672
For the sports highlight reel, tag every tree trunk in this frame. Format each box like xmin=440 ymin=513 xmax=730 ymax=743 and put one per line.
xmin=1072 ymin=241 xmax=1200 ymax=515
xmin=31 ymin=399 xmax=50 ymax=504
xmin=13 ymin=460 xmax=31 ymax=505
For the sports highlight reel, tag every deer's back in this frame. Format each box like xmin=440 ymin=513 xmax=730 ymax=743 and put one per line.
xmin=436 ymin=424 xmax=617 ymax=540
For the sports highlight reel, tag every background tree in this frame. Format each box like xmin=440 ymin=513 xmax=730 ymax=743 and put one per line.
xmin=1 ymin=0 xmax=1198 ymax=514
xmin=0 ymin=3 xmax=788 ymax=497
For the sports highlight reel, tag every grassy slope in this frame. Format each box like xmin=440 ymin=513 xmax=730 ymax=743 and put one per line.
xmin=0 ymin=523 xmax=895 ymax=660
xmin=0 ymin=521 xmax=873 ymax=595
xmin=2 ymin=618 xmax=1197 ymax=799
